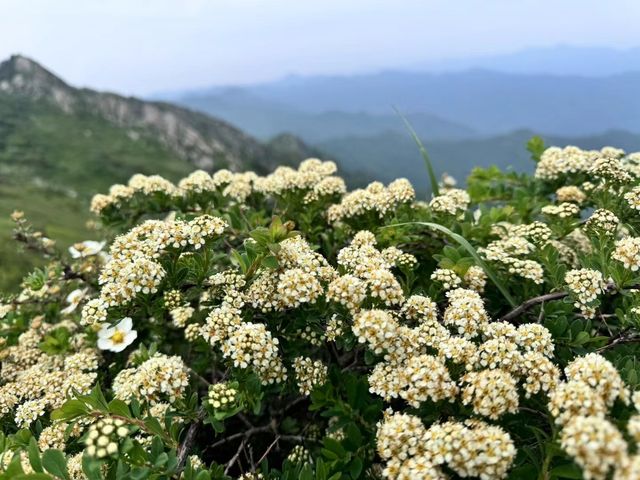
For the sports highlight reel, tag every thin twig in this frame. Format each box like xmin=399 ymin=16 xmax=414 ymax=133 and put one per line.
xmin=176 ymin=408 xmax=207 ymax=471
xmin=499 ymin=291 xmax=568 ymax=323
xmin=224 ymin=438 xmax=246 ymax=475
xmin=597 ymin=332 xmax=640 ymax=352
xmin=255 ymin=435 xmax=280 ymax=468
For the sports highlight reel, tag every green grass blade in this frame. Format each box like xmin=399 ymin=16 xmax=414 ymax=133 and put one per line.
xmin=393 ymin=107 xmax=440 ymax=196
xmin=382 ymin=221 xmax=517 ymax=307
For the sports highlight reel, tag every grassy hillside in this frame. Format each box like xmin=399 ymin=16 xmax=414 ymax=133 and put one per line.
xmin=0 ymin=94 xmax=196 ymax=290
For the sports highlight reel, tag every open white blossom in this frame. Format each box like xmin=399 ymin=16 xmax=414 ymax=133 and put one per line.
xmin=69 ymin=240 xmax=106 ymax=258
xmin=61 ymin=288 xmax=87 ymax=314
xmin=97 ymin=317 xmax=138 ymax=352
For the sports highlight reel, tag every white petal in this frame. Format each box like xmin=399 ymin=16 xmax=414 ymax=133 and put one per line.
xmin=110 ymin=342 xmax=129 ymax=353
xmin=117 ymin=317 xmax=133 ymax=332
xmin=98 ymin=325 xmax=115 ymax=339
xmin=124 ymin=330 xmax=138 ymax=346
xmin=61 ymin=304 xmax=77 ymax=315
xmin=97 ymin=338 xmax=113 ymax=350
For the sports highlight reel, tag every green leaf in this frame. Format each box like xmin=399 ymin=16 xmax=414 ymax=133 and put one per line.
xmin=347 ymin=458 xmax=363 ymax=479
xmin=394 ymin=107 xmax=439 ymax=196
xmin=526 ymin=136 xmax=546 ymax=163
xmin=261 ymin=255 xmax=280 ymax=270
xmin=11 ymin=474 xmax=54 ymax=480
xmin=108 ymin=399 xmax=131 ymax=418
xmin=550 ymin=463 xmax=583 ymax=479
xmin=81 ymin=454 xmax=103 ymax=480
xmin=51 ymin=399 xmax=89 ymax=422
xmin=41 ymin=449 xmax=70 ymax=480
xmin=27 ymin=438 xmax=44 ymax=473
xmin=382 ymin=222 xmax=516 ymax=307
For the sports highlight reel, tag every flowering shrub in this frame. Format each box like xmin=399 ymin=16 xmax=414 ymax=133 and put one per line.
xmin=3 ymin=145 xmax=640 ymax=479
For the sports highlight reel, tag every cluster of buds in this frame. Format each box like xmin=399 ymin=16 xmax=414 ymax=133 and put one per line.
xmin=10 ymin=211 xmax=56 ymax=256
xmin=207 ymin=382 xmax=239 ymax=410
xmin=85 ymin=417 xmax=130 ymax=458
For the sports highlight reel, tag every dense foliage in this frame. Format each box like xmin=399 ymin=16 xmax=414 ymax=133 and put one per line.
xmin=3 ymin=141 xmax=640 ymax=479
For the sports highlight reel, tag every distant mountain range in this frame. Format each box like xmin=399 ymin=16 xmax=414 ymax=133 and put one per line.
xmin=177 ymin=88 xmax=474 ymax=142
xmin=172 ymin=68 xmax=640 ymax=139
xmin=413 ymin=45 xmax=640 ymax=77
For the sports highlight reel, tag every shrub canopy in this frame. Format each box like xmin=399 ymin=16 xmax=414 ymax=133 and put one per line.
xmin=3 ymin=143 xmax=640 ymax=479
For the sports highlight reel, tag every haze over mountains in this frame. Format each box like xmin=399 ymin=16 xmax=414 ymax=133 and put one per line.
xmin=164 ymin=46 xmax=640 ymax=187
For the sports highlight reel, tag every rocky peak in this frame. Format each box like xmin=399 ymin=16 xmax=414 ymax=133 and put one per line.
xmin=0 ymin=54 xmax=319 ymax=172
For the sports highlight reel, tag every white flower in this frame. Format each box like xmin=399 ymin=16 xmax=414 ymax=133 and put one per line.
xmin=97 ymin=317 xmax=137 ymax=352
xmin=69 ymin=240 xmax=106 ymax=258
xmin=61 ymin=288 xmax=87 ymax=314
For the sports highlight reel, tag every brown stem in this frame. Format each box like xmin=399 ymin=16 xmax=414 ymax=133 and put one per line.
xmin=500 ymin=283 xmax=640 ymax=323
xmin=224 ymin=438 xmax=246 ymax=475
xmin=499 ymin=291 xmax=568 ymax=323
xmin=597 ymin=332 xmax=640 ymax=352
xmin=176 ymin=408 xmax=207 ymax=471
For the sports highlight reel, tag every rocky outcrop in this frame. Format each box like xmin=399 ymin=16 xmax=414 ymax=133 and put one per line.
xmin=0 ymin=54 xmax=316 ymax=172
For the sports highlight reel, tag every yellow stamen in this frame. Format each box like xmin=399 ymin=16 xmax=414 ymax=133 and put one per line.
xmin=110 ymin=330 xmax=125 ymax=344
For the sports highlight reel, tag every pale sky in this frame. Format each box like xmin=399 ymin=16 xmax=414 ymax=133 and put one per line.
xmin=1 ymin=0 xmax=640 ymax=95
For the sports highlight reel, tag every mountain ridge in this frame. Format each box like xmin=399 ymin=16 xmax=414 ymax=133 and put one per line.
xmin=170 ymin=67 xmax=640 ymax=138
xmin=0 ymin=54 xmax=316 ymax=173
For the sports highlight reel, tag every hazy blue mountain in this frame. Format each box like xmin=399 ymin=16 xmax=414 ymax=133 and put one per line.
xmin=174 ymin=69 xmax=640 ymax=138
xmin=415 ymin=45 xmax=640 ymax=77
xmin=319 ymin=129 xmax=640 ymax=194
xmin=177 ymin=88 xmax=474 ymax=142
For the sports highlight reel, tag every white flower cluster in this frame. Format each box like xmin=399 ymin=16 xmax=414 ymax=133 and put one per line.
xmin=327 ymin=179 xmax=415 ymax=223
xmin=535 ymin=145 xmax=623 ymax=180
xmin=0 ymin=321 xmax=98 ymax=428
xmin=332 ymin=231 xmax=407 ymax=308
xmin=179 ymin=169 xmax=258 ymax=202
xmin=624 ymin=186 xmax=640 ymax=211
xmin=98 ymin=215 xmax=226 ymax=307
xmin=556 ymin=185 xmax=586 ymax=204
xmin=112 ymin=353 xmax=189 ymax=404
xmin=584 ymin=208 xmax=619 ymax=236
xmin=613 ymin=237 xmax=640 ymax=272
xmin=589 ymin=155 xmax=633 ymax=184
xmin=480 ymin=236 xmax=544 ymax=284
xmin=246 ymin=235 xmax=335 ymax=311
xmin=565 ymin=268 xmax=605 ymax=317
xmin=292 ymin=356 xmax=328 ymax=395
xmin=91 ymin=174 xmax=178 ymax=214
xmin=221 ymin=322 xmax=287 ymax=385
xmin=254 ymin=158 xmax=338 ymax=197
xmin=541 ymin=202 xmax=581 ymax=218
xmin=170 ymin=305 xmax=194 ymax=328
xmin=376 ymin=411 xmax=516 ymax=480
xmin=430 ymin=268 xmax=461 ymax=290
xmin=545 ymin=353 xmax=638 ymax=479
xmin=207 ymin=382 xmax=238 ymax=409
xmin=91 ymin=159 xmax=348 ymax=216
xmin=428 ymin=188 xmax=470 ymax=216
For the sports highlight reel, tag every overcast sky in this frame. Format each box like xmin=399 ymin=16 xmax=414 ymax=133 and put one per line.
xmin=1 ymin=0 xmax=640 ymax=95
